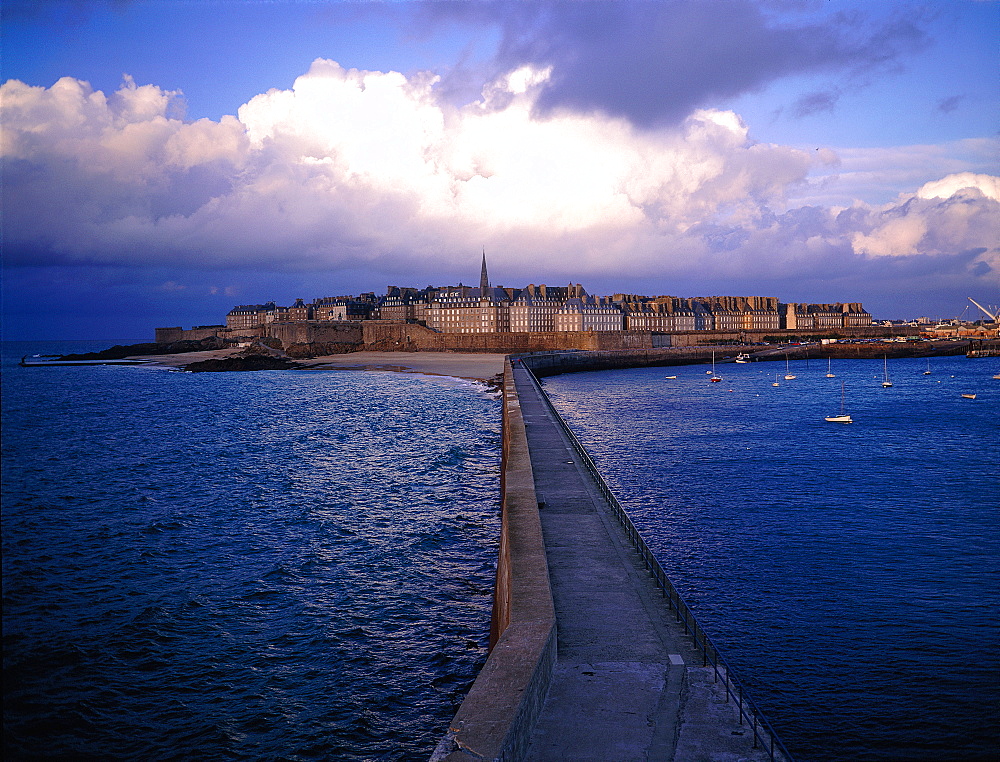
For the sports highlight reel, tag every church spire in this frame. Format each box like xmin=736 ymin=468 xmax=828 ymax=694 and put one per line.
xmin=479 ymin=249 xmax=490 ymax=292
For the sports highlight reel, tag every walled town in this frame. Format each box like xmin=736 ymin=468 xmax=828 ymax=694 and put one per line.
xmin=156 ymin=255 xmax=916 ymax=355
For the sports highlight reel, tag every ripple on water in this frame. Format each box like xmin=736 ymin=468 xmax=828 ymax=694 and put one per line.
xmin=2 ymin=351 xmax=500 ymax=761
xmin=542 ymin=358 xmax=1000 ymax=762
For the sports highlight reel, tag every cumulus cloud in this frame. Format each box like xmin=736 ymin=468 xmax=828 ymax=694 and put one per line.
xmin=2 ymin=62 xmax=997 ymax=292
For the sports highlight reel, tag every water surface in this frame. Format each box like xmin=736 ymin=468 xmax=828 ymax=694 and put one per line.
xmin=542 ymin=355 xmax=1000 ymax=761
xmin=3 ymin=341 xmax=501 ymax=760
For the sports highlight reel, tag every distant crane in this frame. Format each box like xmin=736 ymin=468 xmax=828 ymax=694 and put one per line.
xmin=968 ymin=297 xmax=999 ymax=323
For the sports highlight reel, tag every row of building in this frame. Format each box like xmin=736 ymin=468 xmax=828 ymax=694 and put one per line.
xmin=225 ymin=256 xmax=872 ymax=334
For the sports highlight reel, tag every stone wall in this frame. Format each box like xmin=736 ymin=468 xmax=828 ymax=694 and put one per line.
xmin=362 ymin=321 xmax=661 ymax=352
xmin=432 ymin=360 xmax=557 ymax=762
xmin=155 ymin=326 xmax=227 ymax=343
xmin=154 ymin=320 xmax=918 ymax=352
xmin=663 ymin=326 xmax=919 ymax=346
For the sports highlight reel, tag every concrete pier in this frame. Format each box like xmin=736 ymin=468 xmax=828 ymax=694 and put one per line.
xmin=434 ymin=358 xmax=791 ymax=762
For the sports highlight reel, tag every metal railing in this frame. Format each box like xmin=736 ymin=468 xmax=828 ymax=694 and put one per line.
xmin=519 ymin=364 xmax=795 ymax=762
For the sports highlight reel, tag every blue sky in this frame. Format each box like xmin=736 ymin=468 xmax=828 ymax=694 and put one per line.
xmin=2 ymin=0 xmax=998 ymax=340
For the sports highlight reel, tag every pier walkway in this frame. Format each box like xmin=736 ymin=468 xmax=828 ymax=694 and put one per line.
xmin=511 ymin=364 xmax=780 ymax=761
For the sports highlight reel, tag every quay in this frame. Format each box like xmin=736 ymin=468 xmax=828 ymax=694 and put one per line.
xmin=433 ymin=354 xmax=793 ymax=762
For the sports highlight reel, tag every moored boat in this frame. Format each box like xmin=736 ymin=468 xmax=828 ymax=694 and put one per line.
xmin=825 ymin=380 xmax=853 ymax=423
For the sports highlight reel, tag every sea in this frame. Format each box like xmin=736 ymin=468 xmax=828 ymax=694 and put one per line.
xmin=2 ymin=341 xmax=502 ymax=761
xmin=540 ymin=353 xmax=1000 ymax=762
xmin=4 ymin=343 xmax=999 ymax=762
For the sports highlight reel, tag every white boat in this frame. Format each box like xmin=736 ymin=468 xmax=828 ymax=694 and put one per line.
xmin=825 ymin=358 xmax=835 ymax=378
xmin=735 ymin=353 xmax=750 ymax=363
xmin=784 ymin=355 xmax=796 ymax=380
xmin=709 ymin=351 xmax=722 ymax=382
xmin=825 ymin=381 xmax=852 ymax=423
xmin=664 ymin=375 xmax=677 ymax=379
xmin=882 ymin=356 xmax=893 ymax=387
xmin=772 ymin=373 xmax=780 ymax=387
xmin=923 ymin=359 xmax=931 ymax=375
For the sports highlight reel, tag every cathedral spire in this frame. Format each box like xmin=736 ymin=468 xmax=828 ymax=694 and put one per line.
xmin=479 ymin=249 xmax=490 ymax=292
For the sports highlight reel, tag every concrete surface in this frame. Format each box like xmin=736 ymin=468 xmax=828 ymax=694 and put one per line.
xmin=512 ymin=365 xmax=784 ymax=761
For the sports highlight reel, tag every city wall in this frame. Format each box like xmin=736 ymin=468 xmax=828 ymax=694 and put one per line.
xmin=157 ymin=320 xmax=919 ymax=354
xmin=155 ymin=325 xmax=230 ymax=343
xmin=361 ymin=321 xmax=664 ymax=352
xmin=433 ymin=359 xmax=557 ymax=762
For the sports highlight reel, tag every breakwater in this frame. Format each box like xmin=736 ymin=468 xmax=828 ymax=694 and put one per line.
xmin=432 ymin=361 xmax=557 ymax=761
xmin=435 ymin=355 xmax=792 ymax=761
xmin=537 ymin=355 xmax=1000 ymax=760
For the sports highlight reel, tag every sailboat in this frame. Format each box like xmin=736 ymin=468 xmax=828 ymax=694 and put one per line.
xmin=784 ymin=355 xmax=796 ymax=380
xmin=923 ymin=359 xmax=931 ymax=375
xmin=825 ymin=380 xmax=853 ymax=423
xmin=709 ymin=351 xmax=722 ymax=382
xmin=772 ymin=373 xmax=780 ymax=387
xmin=881 ymin=356 xmax=893 ymax=388
xmin=826 ymin=358 xmax=835 ymax=378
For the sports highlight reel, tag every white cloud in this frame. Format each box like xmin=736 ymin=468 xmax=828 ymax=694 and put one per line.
xmin=2 ymin=62 xmax=998 ymax=291
xmin=852 ymin=214 xmax=929 ymax=258
xmin=917 ymin=172 xmax=1000 ymax=202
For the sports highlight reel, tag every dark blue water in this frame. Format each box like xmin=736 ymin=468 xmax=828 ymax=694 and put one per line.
xmin=2 ymin=341 xmax=501 ymax=761
xmin=541 ymin=355 xmax=1000 ymax=761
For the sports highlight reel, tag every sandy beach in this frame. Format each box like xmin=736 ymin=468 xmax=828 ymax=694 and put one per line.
xmin=302 ymin=351 xmax=507 ymax=380
xmin=132 ymin=349 xmax=507 ymax=381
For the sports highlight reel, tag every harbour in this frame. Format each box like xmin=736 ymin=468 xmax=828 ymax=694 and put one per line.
xmin=4 ymin=342 xmax=998 ymax=760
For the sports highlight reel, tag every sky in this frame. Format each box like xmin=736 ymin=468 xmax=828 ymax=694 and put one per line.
xmin=2 ymin=0 xmax=998 ymax=340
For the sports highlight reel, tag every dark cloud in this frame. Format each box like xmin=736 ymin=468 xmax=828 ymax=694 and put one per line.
xmin=937 ymin=94 xmax=964 ymax=114
xmin=792 ymin=88 xmax=841 ymax=118
xmin=422 ymin=0 xmax=929 ymax=127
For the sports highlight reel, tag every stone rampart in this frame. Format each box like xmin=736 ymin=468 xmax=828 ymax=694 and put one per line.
xmin=155 ymin=326 xmax=227 ymax=343
xmin=363 ymin=321 xmax=660 ymax=352
xmin=515 ymin=347 xmax=726 ymax=377
xmin=267 ymin=321 xmax=364 ymax=347
xmin=155 ymin=321 xmax=917 ymax=352
xmin=433 ymin=359 xmax=557 ymax=762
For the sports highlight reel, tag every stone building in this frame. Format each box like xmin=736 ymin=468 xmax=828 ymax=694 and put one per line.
xmin=782 ymin=302 xmax=873 ymax=330
xmin=509 ymin=283 xmax=586 ymax=333
xmin=555 ymin=296 xmax=624 ymax=332
xmin=312 ymin=294 xmax=378 ymax=321
xmin=288 ymin=299 xmax=312 ymax=321
xmin=425 ymin=286 xmax=513 ymax=333
xmin=380 ymin=287 xmax=434 ymax=323
xmin=226 ymin=302 xmax=285 ymax=330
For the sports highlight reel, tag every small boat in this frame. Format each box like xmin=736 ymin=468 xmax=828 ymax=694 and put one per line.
xmin=923 ymin=359 xmax=931 ymax=375
xmin=825 ymin=381 xmax=852 ymax=423
xmin=881 ymin=356 xmax=893 ymax=388
xmin=772 ymin=373 xmax=780 ymax=387
xmin=993 ymin=373 xmax=1000 ymax=380
xmin=709 ymin=351 xmax=722 ymax=382
xmin=664 ymin=375 xmax=677 ymax=379
xmin=735 ymin=353 xmax=750 ymax=363
xmin=961 ymin=393 xmax=976 ymax=399
xmin=784 ymin=355 xmax=796 ymax=380
xmin=825 ymin=358 xmax=835 ymax=378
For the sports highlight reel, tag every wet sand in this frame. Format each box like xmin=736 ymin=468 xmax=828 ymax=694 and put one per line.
xmin=301 ymin=352 xmax=506 ymax=380
xmin=131 ymin=349 xmax=507 ymax=381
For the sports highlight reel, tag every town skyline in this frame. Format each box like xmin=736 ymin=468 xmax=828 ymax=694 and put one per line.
xmin=2 ymin=0 xmax=997 ymax=341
